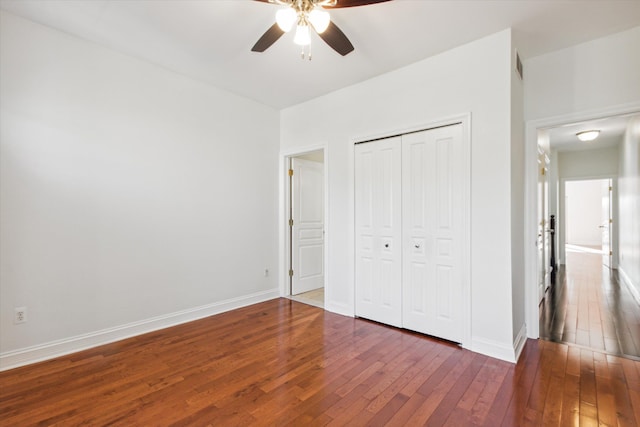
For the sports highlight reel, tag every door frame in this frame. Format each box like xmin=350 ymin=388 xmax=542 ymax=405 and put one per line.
xmin=351 ymin=113 xmax=472 ymax=350
xmin=279 ymin=146 xmax=328 ymax=300
xmin=536 ymin=145 xmax=551 ymax=304
xmin=524 ymin=102 xmax=640 ymax=339
xmin=560 ymin=176 xmax=617 ymax=267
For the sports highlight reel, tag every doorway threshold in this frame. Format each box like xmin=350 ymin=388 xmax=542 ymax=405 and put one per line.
xmin=288 ymin=288 xmax=324 ymax=309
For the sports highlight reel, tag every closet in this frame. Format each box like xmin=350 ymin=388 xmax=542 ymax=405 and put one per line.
xmin=355 ymin=123 xmax=465 ymax=343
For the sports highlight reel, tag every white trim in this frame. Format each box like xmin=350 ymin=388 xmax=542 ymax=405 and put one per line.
xmin=513 ymin=324 xmax=528 ymax=362
xmin=351 ymin=113 xmax=472 ymax=350
xmin=352 ymin=113 xmax=470 ymax=145
xmin=325 ymin=301 xmax=354 ymax=318
xmin=470 ymin=323 xmax=526 ymax=365
xmin=471 ymin=336 xmax=519 ymax=363
xmin=619 ymin=267 xmax=640 ymax=306
xmin=461 ymin=114 xmax=472 ymax=350
xmin=524 ymin=101 xmax=640 ymax=340
xmin=0 ymin=289 xmax=279 ymax=371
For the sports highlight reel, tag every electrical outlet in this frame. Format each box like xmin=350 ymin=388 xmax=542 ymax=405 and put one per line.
xmin=14 ymin=307 xmax=27 ymax=324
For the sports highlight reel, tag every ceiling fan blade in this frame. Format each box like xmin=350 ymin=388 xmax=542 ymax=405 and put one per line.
xmin=251 ymin=23 xmax=285 ymax=52
xmin=327 ymin=0 xmax=392 ymax=8
xmin=251 ymin=0 xmax=392 ymax=7
xmin=318 ymin=21 xmax=354 ymax=56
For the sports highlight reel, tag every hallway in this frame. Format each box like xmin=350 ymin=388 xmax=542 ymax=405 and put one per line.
xmin=540 ymin=246 xmax=640 ymax=360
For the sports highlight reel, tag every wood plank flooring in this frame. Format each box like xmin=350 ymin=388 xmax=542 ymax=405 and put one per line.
xmin=2 ymin=298 xmax=639 ymax=426
xmin=540 ymin=248 xmax=640 ymax=359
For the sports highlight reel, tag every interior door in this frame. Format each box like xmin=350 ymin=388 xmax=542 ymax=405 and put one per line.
xmin=355 ymin=137 xmax=403 ymax=327
xmin=401 ymin=124 xmax=463 ymax=342
xmin=291 ymin=158 xmax=324 ymax=295
xmin=601 ymin=179 xmax=612 ymax=268
xmin=536 ymin=147 xmax=549 ymax=302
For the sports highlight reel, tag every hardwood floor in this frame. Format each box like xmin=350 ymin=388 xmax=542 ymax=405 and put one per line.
xmin=2 ymin=298 xmax=639 ymax=426
xmin=540 ymin=247 xmax=640 ymax=359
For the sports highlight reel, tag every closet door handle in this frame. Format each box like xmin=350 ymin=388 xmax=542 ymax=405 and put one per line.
xmin=384 ymin=243 xmax=389 ymax=248
xmin=414 ymin=243 xmax=421 ymax=249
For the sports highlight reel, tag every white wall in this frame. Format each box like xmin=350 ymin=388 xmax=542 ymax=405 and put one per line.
xmin=510 ymin=48 xmax=526 ymax=345
xmin=558 ymin=147 xmax=620 ymax=179
xmin=525 ymin=26 xmax=640 ymax=121
xmin=618 ymin=116 xmax=640 ymax=301
xmin=281 ymin=29 xmax=522 ymax=362
xmin=565 ymin=180 xmax=606 ymax=246
xmin=0 ymin=11 xmax=280 ymax=368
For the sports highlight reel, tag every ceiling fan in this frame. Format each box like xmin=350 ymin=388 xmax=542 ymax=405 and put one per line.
xmin=251 ymin=0 xmax=391 ymax=57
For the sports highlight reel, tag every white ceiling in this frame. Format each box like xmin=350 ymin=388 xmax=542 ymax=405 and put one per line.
xmin=1 ymin=0 xmax=639 ymax=109
xmin=548 ymin=113 xmax=638 ymax=152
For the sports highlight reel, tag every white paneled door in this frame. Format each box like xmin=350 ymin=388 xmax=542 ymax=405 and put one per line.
xmin=401 ymin=126 xmax=463 ymax=342
xmin=537 ymin=147 xmax=549 ymax=303
xmin=355 ymin=137 xmax=403 ymax=327
xmin=291 ymin=158 xmax=324 ymax=295
xmin=355 ymin=124 xmax=464 ymax=343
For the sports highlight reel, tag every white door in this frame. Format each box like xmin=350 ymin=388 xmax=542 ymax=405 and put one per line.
xmin=291 ymin=158 xmax=324 ymax=295
xmin=536 ymin=147 xmax=549 ymax=302
xmin=355 ymin=137 xmax=403 ymax=327
xmin=601 ymin=179 xmax=612 ymax=268
xmin=401 ymin=125 xmax=463 ymax=342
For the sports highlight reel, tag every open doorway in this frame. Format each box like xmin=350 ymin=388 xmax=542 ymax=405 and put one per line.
xmin=536 ymin=112 xmax=640 ymax=359
xmin=286 ymin=150 xmax=325 ymax=309
xmin=564 ymin=178 xmax=612 ymax=263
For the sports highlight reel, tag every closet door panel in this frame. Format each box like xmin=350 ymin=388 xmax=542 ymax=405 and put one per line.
xmin=355 ymin=137 xmax=402 ymax=327
xmin=402 ymin=125 xmax=463 ymax=342
xmin=435 ymin=125 xmax=463 ymax=342
xmin=355 ymin=147 xmax=374 ymax=306
xmin=402 ymin=134 xmax=435 ymax=328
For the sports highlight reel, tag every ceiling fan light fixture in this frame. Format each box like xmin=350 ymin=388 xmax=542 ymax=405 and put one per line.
xmin=294 ymin=23 xmax=311 ymax=46
xmin=276 ymin=7 xmax=296 ymax=32
xmin=309 ymin=8 xmax=330 ymax=33
xmin=576 ymin=130 xmax=600 ymax=142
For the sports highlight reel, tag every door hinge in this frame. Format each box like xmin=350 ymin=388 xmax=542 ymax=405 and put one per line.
xmin=609 ymin=186 xmax=612 ymax=191
xmin=541 ymin=168 xmax=546 ymax=176
xmin=609 ymin=218 xmax=613 ymax=224
xmin=289 ymin=269 xmax=294 ymax=277
xmin=609 ymin=250 xmax=613 ymax=256
xmin=289 ymin=219 xmax=294 ymax=227
xmin=288 ymin=169 xmax=294 ymax=177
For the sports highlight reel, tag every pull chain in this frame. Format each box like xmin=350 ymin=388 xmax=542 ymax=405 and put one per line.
xmin=300 ymin=43 xmax=312 ymax=61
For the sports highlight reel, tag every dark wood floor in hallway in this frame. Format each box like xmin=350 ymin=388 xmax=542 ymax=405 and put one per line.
xmin=2 ymin=298 xmax=640 ymax=426
xmin=540 ymin=247 xmax=640 ymax=359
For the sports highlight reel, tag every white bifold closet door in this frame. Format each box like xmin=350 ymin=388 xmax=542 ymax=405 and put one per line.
xmin=355 ymin=124 xmax=463 ymax=343
xmin=354 ymin=136 xmax=403 ymax=327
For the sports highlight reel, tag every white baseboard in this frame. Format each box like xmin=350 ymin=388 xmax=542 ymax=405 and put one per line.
xmin=324 ymin=300 xmax=354 ymax=318
xmin=472 ymin=325 xmax=526 ymax=364
xmin=0 ymin=289 xmax=279 ymax=371
xmin=513 ymin=323 xmax=527 ymax=362
xmin=619 ymin=267 xmax=640 ymax=306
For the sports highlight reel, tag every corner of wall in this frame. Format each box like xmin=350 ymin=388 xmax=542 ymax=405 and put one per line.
xmin=471 ymin=322 xmax=527 ymax=364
